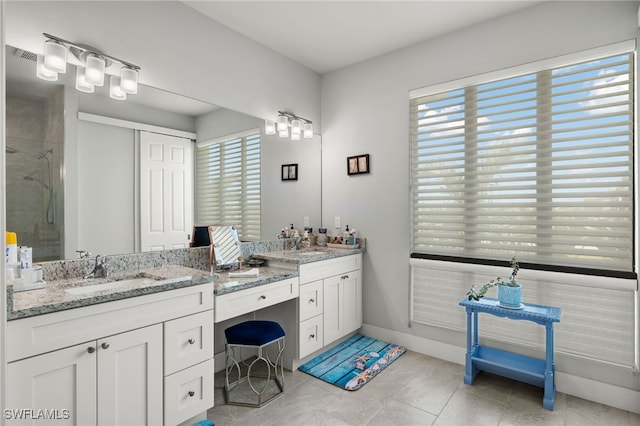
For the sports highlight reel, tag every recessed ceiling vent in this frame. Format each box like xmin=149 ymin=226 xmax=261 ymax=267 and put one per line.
xmin=13 ymin=48 xmax=37 ymax=62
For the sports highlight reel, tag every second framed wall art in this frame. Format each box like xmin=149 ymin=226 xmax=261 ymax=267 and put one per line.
xmin=347 ymin=154 xmax=370 ymax=176
xmin=282 ymin=163 xmax=298 ymax=181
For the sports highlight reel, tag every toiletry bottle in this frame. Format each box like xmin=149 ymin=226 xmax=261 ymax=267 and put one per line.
xmin=5 ymin=232 xmax=19 ymax=280
xmin=344 ymin=225 xmax=350 ymax=242
xmin=5 ymin=232 xmax=17 ymax=264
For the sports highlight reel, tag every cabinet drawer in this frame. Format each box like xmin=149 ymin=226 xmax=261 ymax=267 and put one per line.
xmin=299 ymin=280 xmax=323 ymax=321
xmin=215 ymin=277 xmax=299 ymax=323
xmin=299 ymin=315 xmax=323 ymax=359
xmin=299 ymin=253 xmax=361 ymax=284
xmin=164 ymin=358 xmax=214 ymax=426
xmin=164 ymin=310 xmax=214 ymax=375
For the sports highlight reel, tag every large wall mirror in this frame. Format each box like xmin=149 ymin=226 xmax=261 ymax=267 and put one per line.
xmin=5 ymin=26 xmax=322 ymax=262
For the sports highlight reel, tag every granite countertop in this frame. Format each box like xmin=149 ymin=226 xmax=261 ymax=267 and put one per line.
xmin=8 ymin=265 xmax=215 ymax=320
xmin=251 ymin=245 xmax=364 ymax=265
xmin=214 ymin=266 xmax=299 ymax=296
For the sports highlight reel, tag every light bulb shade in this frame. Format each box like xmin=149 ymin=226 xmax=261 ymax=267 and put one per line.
xmin=75 ymin=66 xmax=95 ymax=93
xmin=109 ymin=76 xmax=127 ymax=100
xmin=303 ymin=122 xmax=313 ymax=138
xmin=85 ymin=54 xmax=106 ymax=86
xmin=276 ymin=114 xmax=289 ymax=132
xmin=265 ymin=120 xmax=276 ymax=135
xmin=290 ymin=119 xmax=302 ymax=136
xmin=120 ymin=67 xmax=138 ymax=94
xmin=36 ymin=54 xmax=58 ymax=81
xmin=43 ymin=40 xmax=67 ymax=73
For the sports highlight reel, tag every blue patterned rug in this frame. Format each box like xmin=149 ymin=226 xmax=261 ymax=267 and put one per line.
xmin=298 ymin=334 xmax=406 ymax=390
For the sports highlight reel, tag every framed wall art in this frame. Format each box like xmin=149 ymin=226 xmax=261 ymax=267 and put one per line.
xmin=282 ymin=163 xmax=298 ymax=181
xmin=347 ymin=154 xmax=370 ymax=176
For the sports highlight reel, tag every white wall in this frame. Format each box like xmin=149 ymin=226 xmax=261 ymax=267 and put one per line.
xmin=4 ymin=0 xmax=321 ymax=126
xmin=320 ymin=0 xmax=639 ymax=408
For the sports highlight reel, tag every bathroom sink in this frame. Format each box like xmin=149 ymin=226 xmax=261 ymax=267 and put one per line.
xmin=65 ymin=275 xmax=192 ymax=295
xmin=296 ymin=251 xmax=326 ymax=256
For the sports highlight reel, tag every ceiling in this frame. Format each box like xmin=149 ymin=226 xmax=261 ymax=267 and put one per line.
xmin=184 ymin=0 xmax=544 ymax=74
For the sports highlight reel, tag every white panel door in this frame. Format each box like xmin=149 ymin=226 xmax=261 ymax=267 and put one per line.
xmin=7 ymin=343 xmax=98 ymax=425
xmin=140 ymin=131 xmax=193 ymax=251
xmin=97 ymin=324 xmax=163 ymax=426
xmin=323 ymin=275 xmax=342 ymax=345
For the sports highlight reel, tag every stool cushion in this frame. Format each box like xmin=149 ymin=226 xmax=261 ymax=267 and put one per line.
xmin=225 ymin=320 xmax=286 ymax=346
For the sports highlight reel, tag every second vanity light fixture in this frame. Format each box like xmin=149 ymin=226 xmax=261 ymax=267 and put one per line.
xmin=265 ymin=111 xmax=313 ymax=141
xmin=36 ymin=33 xmax=141 ymax=101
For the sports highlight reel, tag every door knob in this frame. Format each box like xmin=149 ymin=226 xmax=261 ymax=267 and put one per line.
xmin=188 ymin=338 xmax=196 ymax=345
xmin=87 ymin=346 xmax=96 ymax=354
xmin=101 ymin=342 xmax=110 ymax=350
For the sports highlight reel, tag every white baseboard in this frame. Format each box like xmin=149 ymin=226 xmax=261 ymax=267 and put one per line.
xmin=360 ymin=324 xmax=640 ymax=415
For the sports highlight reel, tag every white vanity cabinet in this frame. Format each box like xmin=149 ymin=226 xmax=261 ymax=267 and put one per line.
xmin=298 ymin=253 xmax=362 ymax=358
xmin=6 ymin=283 xmax=214 ymax=426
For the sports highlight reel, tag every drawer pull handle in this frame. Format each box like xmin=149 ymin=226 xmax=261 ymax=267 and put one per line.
xmin=188 ymin=338 xmax=196 ymax=345
xmin=188 ymin=391 xmax=195 ymax=397
xmin=101 ymin=342 xmax=110 ymax=350
xmin=87 ymin=346 xmax=96 ymax=354
xmin=259 ymin=295 xmax=266 ymax=300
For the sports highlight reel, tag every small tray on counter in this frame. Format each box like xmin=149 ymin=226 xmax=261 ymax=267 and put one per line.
xmin=327 ymin=243 xmax=360 ymax=249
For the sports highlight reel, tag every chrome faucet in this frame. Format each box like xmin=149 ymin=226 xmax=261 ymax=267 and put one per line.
xmin=76 ymin=250 xmax=91 ymax=259
xmin=84 ymin=255 xmax=108 ymax=279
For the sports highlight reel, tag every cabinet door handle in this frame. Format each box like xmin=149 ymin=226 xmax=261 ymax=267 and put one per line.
xmin=188 ymin=338 xmax=196 ymax=345
xmin=101 ymin=342 xmax=110 ymax=350
xmin=309 ymin=334 xmax=315 ymax=339
xmin=259 ymin=295 xmax=266 ymax=300
xmin=309 ymin=298 xmax=315 ymax=303
xmin=188 ymin=391 xmax=195 ymax=397
xmin=87 ymin=346 xmax=96 ymax=354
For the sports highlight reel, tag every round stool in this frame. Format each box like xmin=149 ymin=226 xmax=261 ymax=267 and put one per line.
xmin=224 ymin=320 xmax=285 ymax=407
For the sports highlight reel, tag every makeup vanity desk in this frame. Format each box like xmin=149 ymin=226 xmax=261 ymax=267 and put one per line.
xmin=214 ymin=246 xmax=364 ymax=370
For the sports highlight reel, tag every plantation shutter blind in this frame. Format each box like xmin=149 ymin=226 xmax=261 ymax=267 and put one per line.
xmin=195 ymin=130 xmax=261 ymax=241
xmin=410 ymin=47 xmax=634 ymax=273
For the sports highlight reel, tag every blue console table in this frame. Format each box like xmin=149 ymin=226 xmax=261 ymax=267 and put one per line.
xmin=459 ymin=297 xmax=561 ymax=410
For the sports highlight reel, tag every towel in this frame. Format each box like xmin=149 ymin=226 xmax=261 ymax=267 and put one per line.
xmin=228 ymin=268 xmax=259 ymax=278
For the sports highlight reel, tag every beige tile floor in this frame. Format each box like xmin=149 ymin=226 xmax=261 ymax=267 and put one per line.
xmin=207 ymin=350 xmax=640 ymax=426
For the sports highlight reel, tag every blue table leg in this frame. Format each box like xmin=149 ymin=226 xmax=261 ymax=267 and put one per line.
xmin=464 ymin=310 xmax=478 ymax=384
xmin=543 ymin=322 xmax=555 ymax=410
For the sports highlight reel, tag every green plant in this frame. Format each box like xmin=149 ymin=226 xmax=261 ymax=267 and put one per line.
xmin=466 ymin=257 xmax=520 ymax=301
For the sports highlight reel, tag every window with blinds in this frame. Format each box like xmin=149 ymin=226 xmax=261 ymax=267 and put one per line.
xmin=410 ymin=47 xmax=635 ymax=274
xmin=195 ymin=130 xmax=261 ymax=241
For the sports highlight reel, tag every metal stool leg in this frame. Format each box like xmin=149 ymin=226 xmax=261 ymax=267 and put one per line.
xmin=224 ymin=336 xmax=286 ymax=407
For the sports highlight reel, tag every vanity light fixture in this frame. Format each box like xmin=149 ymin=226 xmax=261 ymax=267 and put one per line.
xmin=109 ymin=76 xmax=127 ymax=100
xmin=75 ymin=67 xmax=95 ymax=93
xmin=36 ymin=55 xmax=58 ymax=81
xmin=265 ymin=111 xmax=313 ymax=140
xmin=37 ymin=33 xmax=141 ymax=100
